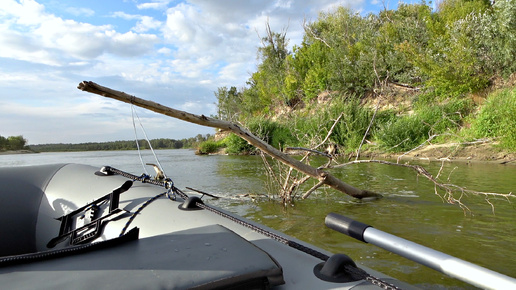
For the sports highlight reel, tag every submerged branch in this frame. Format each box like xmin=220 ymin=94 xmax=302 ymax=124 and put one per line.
xmin=285 ymin=147 xmax=332 ymax=158
xmin=332 ymin=160 xmax=515 ymax=210
xmin=78 ymin=81 xmax=381 ymax=200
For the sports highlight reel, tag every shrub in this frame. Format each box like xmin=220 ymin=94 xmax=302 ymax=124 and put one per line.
xmin=197 ymin=139 xmax=225 ymax=154
xmin=224 ymin=133 xmax=254 ymax=154
xmin=328 ymin=100 xmax=374 ymax=152
xmin=377 ymin=115 xmax=429 ymax=151
xmin=415 ymin=98 xmax=473 ymax=135
xmin=470 ymin=88 xmax=516 ymax=150
xmin=247 ymin=118 xmax=297 ymax=149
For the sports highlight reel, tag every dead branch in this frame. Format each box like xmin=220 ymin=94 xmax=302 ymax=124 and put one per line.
xmin=356 ymin=97 xmax=382 ymax=160
xmin=280 ymin=113 xmax=343 ymax=199
xmin=285 ymin=147 xmax=332 ymax=158
xmin=315 ymin=113 xmax=343 ymax=150
xmin=397 ymin=134 xmax=439 ymax=163
xmin=303 ymin=18 xmax=331 ymax=49
xmin=78 ymin=81 xmax=381 ymax=199
xmin=331 ymin=159 xmax=515 ymax=210
xmin=302 ymin=179 xmax=325 ymax=199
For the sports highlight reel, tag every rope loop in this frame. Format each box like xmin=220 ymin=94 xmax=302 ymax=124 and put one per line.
xmin=167 ymin=188 xmax=176 ymax=201
xmin=139 ymin=173 xmax=151 ymax=183
xmin=163 ymin=178 xmax=174 ymax=189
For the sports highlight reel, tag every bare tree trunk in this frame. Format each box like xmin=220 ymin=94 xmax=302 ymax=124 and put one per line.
xmin=78 ymin=81 xmax=381 ymax=199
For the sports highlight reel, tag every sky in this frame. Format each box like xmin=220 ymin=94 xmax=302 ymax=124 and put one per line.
xmin=0 ymin=0 xmax=419 ymax=145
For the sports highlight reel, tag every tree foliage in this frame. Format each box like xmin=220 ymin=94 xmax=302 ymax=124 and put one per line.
xmin=217 ymin=0 xmax=514 ymax=117
xmin=28 ymin=135 xmax=212 ymax=152
xmin=215 ymin=86 xmax=242 ymax=122
xmin=0 ymin=135 xmax=28 ymax=151
xmin=214 ymin=0 xmax=515 ymax=153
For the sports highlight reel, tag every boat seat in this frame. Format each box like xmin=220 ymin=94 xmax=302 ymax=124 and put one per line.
xmin=0 ymin=164 xmax=65 ymax=257
xmin=0 ymin=224 xmax=285 ymax=289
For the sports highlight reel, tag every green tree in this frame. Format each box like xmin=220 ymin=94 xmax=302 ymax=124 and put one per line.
xmin=0 ymin=136 xmax=8 ymax=150
xmin=248 ymin=22 xmax=290 ymax=113
xmin=477 ymin=0 xmax=516 ymax=77
xmin=215 ymin=86 xmax=242 ymax=121
xmin=7 ymin=135 xmax=27 ymax=150
xmin=402 ymin=0 xmax=492 ymax=96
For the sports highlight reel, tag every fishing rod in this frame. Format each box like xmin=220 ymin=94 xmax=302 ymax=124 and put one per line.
xmin=325 ymin=213 xmax=516 ymax=290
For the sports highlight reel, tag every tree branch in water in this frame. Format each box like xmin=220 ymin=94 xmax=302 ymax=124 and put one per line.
xmin=77 ymin=81 xmax=381 ymax=200
xmin=331 ymin=159 xmax=514 ymax=214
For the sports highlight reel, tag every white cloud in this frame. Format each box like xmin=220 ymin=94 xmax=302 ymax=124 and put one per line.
xmin=0 ymin=0 xmax=159 ymax=67
xmin=157 ymin=47 xmax=172 ymax=54
xmin=137 ymin=0 xmax=173 ymax=10
xmin=134 ymin=15 xmax=162 ymax=32
xmin=112 ymin=11 xmax=162 ymax=33
xmin=0 ymin=0 xmax=393 ymax=144
xmin=65 ymin=7 xmax=95 ymax=17
xmin=178 ymin=101 xmax=216 ymax=116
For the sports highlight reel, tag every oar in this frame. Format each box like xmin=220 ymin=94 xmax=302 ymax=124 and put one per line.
xmin=325 ymin=213 xmax=516 ymax=290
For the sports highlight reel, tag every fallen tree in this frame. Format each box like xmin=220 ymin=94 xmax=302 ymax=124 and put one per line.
xmin=77 ymin=81 xmax=381 ymax=199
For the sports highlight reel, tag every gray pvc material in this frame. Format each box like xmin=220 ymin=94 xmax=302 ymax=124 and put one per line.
xmin=0 ymin=164 xmax=415 ymax=289
xmin=0 ymin=164 xmax=65 ymax=256
xmin=0 ymin=224 xmax=284 ymax=289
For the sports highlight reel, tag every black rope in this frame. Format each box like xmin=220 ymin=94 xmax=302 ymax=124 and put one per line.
xmin=104 ymin=166 xmax=188 ymax=200
xmin=0 ymin=228 xmax=139 ymax=268
xmin=119 ymin=191 xmax=167 ymax=237
xmin=105 ymin=166 xmax=401 ymax=290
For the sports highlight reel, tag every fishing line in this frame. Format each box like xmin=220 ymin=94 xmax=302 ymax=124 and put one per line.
xmin=131 ymin=105 xmax=166 ymax=178
xmin=131 ymin=105 xmax=148 ymax=175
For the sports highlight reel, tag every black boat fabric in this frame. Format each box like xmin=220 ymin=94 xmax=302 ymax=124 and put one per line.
xmin=0 ymin=224 xmax=285 ymax=289
xmin=0 ymin=164 xmax=65 ymax=257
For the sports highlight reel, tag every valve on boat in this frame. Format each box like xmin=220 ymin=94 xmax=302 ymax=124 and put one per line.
xmin=313 ymin=253 xmax=363 ymax=283
xmin=95 ymin=166 xmax=116 ymax=176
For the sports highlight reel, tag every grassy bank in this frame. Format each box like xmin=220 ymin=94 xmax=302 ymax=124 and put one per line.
xmin=198 ymin=86 xmax=516 ymax=163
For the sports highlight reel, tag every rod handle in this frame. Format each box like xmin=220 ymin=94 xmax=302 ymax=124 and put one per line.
xmin=325 ymin=213 xmax=371 ymax=243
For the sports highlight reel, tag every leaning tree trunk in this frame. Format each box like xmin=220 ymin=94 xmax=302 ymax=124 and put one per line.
xmin=77 ymin=81 xmax=380 ymax=199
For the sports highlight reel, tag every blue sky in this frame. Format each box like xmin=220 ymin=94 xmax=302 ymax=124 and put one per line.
xmin=0 ymin=0 xmax=421 ymax=144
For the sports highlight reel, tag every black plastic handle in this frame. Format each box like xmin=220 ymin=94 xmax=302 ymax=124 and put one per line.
xmin=325 ymin=213 xmax=371 ymax=243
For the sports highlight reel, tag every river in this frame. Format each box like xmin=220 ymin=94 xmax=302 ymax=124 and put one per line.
xmin=1 ymin=149 xmax=515 ymax=289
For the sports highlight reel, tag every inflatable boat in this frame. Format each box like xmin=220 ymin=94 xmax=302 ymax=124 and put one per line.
xmin=1 ymin=163 xmax=515 ymax=289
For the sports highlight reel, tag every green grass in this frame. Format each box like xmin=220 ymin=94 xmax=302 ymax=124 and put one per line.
xmin=468 ymin=88 xmax=516 ymax=150
xmin=220 ymin=88 xmax=515 ymax=154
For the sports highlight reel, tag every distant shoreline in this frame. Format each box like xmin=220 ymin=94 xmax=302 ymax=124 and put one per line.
xmin=3 ymin=144 xmax=514 ymax=166
xmin=0 ymin=150 xmax=37 ymax=155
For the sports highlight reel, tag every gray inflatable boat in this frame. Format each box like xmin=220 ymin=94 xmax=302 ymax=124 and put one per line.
xmin=1 ymin=163 xmax=514 ymax=289
xmin=0 ymin=163 xmax=416 ymax=289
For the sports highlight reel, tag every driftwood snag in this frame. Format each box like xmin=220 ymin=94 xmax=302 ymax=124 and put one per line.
xmin=78 ymin=81 xmax=381 ymax=199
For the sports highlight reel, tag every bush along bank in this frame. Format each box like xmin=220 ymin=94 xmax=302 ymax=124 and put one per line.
xmin=201 ymin=0 xmax=516 ymax=158
xmin=198 ymin=87 xmax=516 ymax=158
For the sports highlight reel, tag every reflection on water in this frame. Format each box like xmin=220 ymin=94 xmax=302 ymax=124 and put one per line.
xmin=1 ymin=150 xmax=515 ymax=288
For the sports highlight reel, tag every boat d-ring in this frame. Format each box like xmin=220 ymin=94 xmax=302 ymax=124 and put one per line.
xmin=178 ymin=196 xmax=204 ymax=211
xmin=313 ymin=253 xmax=362 ymax=283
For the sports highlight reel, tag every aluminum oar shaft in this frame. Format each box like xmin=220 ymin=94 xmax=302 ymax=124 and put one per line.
xmin=325 ymin=213 xmax=516 ymax=289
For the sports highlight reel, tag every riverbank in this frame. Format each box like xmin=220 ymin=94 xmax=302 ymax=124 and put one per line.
xmin=208 ymin=140 xmax=515 ymax=165
xmin=363 ymin=142 xmax=516 ymax=165
xmin=0 ymin=150 xmax=36 ymax=155
xmin=5 ymin=143 xmax=515 ymax=165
